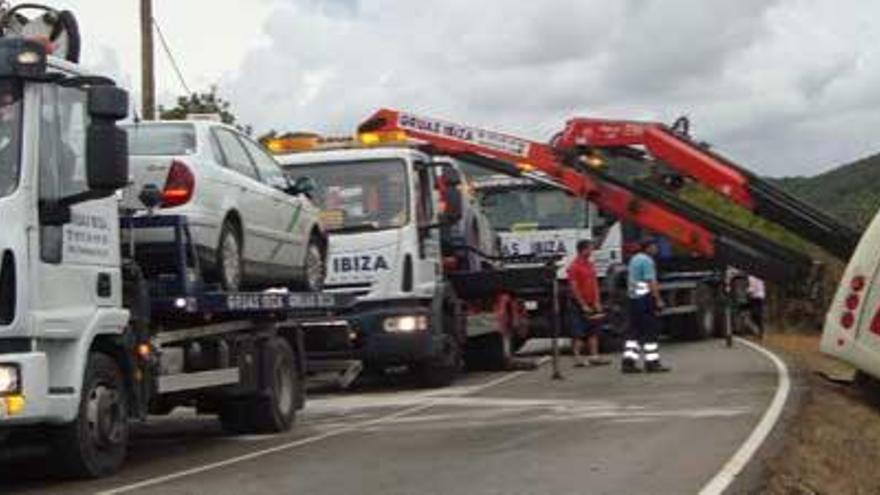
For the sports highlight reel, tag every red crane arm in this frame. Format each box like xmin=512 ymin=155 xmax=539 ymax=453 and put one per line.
xmin=358 ymin=108 xmax=716 ymax=256
xmin=557 ymin=118 xmax=754 ymax=208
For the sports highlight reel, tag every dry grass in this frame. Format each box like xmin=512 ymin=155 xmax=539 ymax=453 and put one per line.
xmin=756 ymin=332 xmax=880 ymax=495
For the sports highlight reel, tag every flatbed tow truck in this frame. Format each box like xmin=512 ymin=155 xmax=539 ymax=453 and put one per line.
xmin=0 ymin=4 xmax=350 ymax=478
xmin=353 ymin=109 xmax=859 ymax=347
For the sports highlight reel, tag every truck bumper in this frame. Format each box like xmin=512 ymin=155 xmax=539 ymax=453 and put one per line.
xmin=303 ymin=305 xmax=442 ymax=365
xmin=0 ymin=352 xmax=53 ymax=425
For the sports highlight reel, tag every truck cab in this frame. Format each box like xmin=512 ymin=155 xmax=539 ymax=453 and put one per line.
xmin=277 ymin=144 xmax=465 ymax=385
xmin=468 ymin=174 xmax=622 ymax=277
xmin=0 ymin=45 xmax=129 ymax=426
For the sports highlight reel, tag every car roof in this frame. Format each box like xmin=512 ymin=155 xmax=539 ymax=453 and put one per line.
xmin=275 ymin=146 xmax=426 ymax=167
xmin=121 ymin=120 xmax=241 ymax=134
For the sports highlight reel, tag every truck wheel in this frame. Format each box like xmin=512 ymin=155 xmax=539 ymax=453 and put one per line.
xmin=252 ymin=338 xmax=298 ymax=432
xmin=465 ymin=332 xmax=511 ymax=371
xmin=685 ymin=284 xmax=716 ymax=340
xmin=416 ymin=300 xmax=464 ymax=388
xmin=53 ymin=353 xmax=128 ymax=478
xmin=415 ymin=333 xmax=462 ymax=388
xmin=220 ymin=338 xmax=298 ymax=434
xmin=216 ymin=221 xmax=243 ymax=291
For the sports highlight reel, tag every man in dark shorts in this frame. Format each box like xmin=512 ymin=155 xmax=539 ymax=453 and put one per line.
xmin=567 ymin=239 xmax=611 ymax=367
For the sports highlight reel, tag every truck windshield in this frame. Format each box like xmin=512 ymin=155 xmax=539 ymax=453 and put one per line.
xmin=288 ymin=159 xmax=409 ymax=233
xmin=478 ymin=187 xmax=587 ymax=231
xmin=0 ymin=81 xmax=23 ymax=199
xmin=124 ymin=123 xmax=197 ymax=156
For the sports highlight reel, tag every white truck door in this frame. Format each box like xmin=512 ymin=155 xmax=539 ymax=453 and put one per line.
xmin=32 ymin=84 xmax=122 ymax=358
xmin=413 ymin=163 xmax=441 ymax=294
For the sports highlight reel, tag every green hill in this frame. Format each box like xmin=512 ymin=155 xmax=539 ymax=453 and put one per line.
xmin=773 ymin=153 xmax=880 ymax=231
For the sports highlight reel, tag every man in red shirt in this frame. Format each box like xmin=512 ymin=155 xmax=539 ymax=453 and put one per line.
xmin=567 ymin=240 xmax=611 ymax=367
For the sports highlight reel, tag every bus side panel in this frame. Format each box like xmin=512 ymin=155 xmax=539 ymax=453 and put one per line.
xmin=821 ymin=211 xmax=880 ymax=377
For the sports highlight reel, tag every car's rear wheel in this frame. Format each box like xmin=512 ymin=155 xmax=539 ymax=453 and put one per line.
xmin=217 ymin=221 xmax=243 ymax=291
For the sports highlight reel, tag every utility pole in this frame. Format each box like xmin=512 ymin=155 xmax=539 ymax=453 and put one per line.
xmin=140 ymin=0 xmax=155 ymax=120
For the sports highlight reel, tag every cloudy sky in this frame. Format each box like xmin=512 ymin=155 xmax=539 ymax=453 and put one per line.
xmin=51 ymin=0 xmax=880 ymax=177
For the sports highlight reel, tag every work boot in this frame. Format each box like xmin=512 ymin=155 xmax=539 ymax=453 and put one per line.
xmin=621 ymin=359 xmax=642 ymax=374
xmin=645 ymin=361 xmax=671 ymax=373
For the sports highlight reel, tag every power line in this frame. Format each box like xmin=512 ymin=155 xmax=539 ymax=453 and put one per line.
xmin=152 ymin=17 xmax=191 ymax=95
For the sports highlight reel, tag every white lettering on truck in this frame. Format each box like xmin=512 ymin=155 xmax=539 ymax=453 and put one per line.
xmin=398 ymin=113 xmax=531 ymax=158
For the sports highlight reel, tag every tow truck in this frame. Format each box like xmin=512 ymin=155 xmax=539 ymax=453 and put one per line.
xmin=0 ymin=4 xmax=348 ymax=477
xmin=354 ymin=109 xmax=858 ymax=344
xmin=270 ymin=136 xmax=540 ymax=383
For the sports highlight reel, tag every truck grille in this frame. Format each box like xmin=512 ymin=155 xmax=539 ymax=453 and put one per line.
xmin=0 ymin=251 xmax=15 ymax=325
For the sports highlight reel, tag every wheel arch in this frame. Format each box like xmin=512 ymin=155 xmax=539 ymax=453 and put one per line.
xmin=89 ymin=334 xmax=139 ymax=416
xmin=222 ymin=209 xmax=244 ymax=249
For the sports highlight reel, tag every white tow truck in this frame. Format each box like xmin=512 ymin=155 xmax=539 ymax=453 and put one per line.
xmin=273 ymin=135 xmax=544 ymax=383
xmin=0 ymin=4 xmax=348 ymax=478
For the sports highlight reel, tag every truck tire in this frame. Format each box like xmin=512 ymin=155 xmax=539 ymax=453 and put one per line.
xmin=415 ymin=333 xmax=462 ymax=388
xmin=53 ymin=352 xmax=129 ymax=478
xmin=415 ymin=298 xmax=464 ymax=388
xmin=220 ymin=338 xmax=298 ymax=434
xmin=465 ymin=332 xmax=511 ymax=371
xmin=684 ymin=284 xmax=717 ymax=340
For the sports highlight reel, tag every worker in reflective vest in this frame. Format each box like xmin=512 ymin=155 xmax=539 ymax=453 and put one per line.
xmin=623 ymin=237 xmax=671 ymax=373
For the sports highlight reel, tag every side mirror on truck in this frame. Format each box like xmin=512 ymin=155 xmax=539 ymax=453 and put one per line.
xmin=440 ymin=167 xmax=464 ymax=225
xmin=40 ymin=85 xmax=130 ymax=226
xmin=86 ymin=85 xmax=129 ymax=192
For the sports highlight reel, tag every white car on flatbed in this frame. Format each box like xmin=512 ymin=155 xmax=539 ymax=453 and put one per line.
xmin=122 ymin=120 xmax=326 ymax=291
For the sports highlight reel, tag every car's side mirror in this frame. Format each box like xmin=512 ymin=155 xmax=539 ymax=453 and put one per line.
xmin=288 ymin=176 xmax=317 ymax=197
xmin=86 ymin=85 xmax=129 ymax=193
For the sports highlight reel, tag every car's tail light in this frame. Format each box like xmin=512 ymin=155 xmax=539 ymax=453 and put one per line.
xmin=161 ymin=160 xmax=195 ymax=208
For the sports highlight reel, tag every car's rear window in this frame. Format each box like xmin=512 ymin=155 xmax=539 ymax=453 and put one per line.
xmin=124 ymin=123 xmax=197 ymax=156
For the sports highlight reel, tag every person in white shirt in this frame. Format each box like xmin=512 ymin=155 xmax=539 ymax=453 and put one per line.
xmin=747 ymin=275 xmax=766 ymax=335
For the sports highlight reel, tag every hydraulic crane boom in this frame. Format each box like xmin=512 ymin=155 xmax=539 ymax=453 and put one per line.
xmin=556 ymin=117 xmax=860 ymax=260
xmin=357 ymin=109 xmax=814 ymax=285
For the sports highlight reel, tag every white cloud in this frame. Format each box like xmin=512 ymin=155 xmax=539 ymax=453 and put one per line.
xmin=42 ymin=0 xmax=880 ymax=176
xmin=224 ymin=0 xmax=880 ymax=176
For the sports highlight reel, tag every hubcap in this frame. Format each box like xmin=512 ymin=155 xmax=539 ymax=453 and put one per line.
xmin=85 ymin=385 xmax=124 ymax=448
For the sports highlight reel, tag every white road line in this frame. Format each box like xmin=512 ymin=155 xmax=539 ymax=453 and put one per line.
xmin=698 ymin=337 xmax=791 ymax=495
xmin=97 ymin=365 xmax=541 ymax=495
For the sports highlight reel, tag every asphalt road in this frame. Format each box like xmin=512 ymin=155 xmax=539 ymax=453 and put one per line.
xmin=1 ymin=339 xmax=783 ymax=495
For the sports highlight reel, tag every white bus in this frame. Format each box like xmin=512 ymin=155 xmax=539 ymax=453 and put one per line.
xmin=821 ymin=209 xmax=880 ymax=379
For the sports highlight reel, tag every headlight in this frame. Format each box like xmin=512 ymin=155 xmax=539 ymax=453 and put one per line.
xmin=0 ymin=364 xmax=20 ymax=395
xmin=383 ymin=315 xmax=428 ymax=333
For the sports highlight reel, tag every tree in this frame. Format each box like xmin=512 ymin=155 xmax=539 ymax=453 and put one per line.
xmin=158 ymin=86 xmax=251 ymax=134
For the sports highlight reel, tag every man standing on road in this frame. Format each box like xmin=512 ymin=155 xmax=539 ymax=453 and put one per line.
xmin=623 ymin=237 xmax=671 ymax=373
xmin=747 ymin=275 xmax=766 ymax=337
xmin=567 ymin=240 xmax=611 ymax=368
